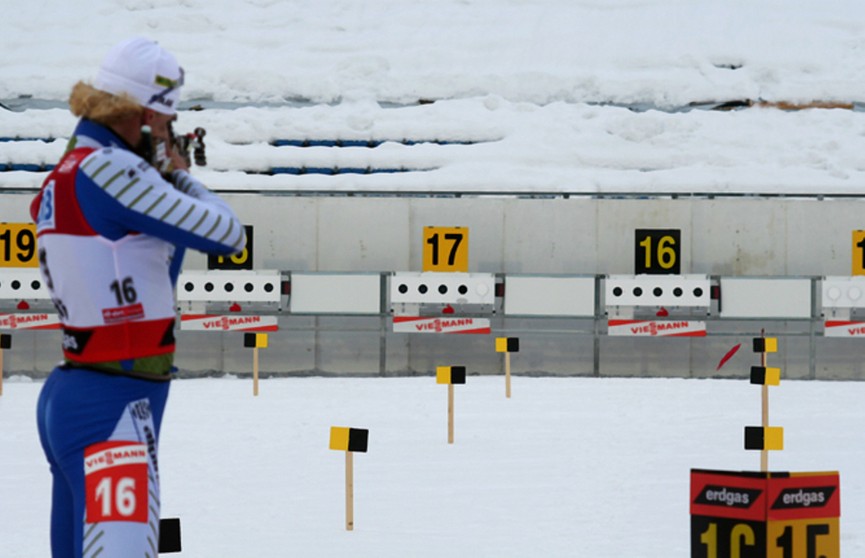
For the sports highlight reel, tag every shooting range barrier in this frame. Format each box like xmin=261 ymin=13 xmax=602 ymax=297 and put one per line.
xmin=3 ymin=269 xmax=865 ymax=379
xmin=4 ymin=191 xmax=865 ymax=379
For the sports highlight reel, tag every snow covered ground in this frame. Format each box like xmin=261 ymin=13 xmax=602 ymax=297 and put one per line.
xmin=1 ymin=375 xmax=863 ymax=557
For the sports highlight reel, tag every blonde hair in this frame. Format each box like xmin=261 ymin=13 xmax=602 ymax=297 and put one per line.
xmin=68 ymin=81 xmax=142 ymax=126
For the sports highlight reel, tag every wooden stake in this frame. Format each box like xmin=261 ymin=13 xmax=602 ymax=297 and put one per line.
xmin=505 ymin=352 xmax=511 ymax=399
xmin=253 ymin=346 xmax=259 ymax=396
xmin=345 ymin=451 xmax=354 ymax=531
xmin=448 ymin=383 xmax=455 ymax=444
xmin=761 ymin=342 xmax=769 ymax=472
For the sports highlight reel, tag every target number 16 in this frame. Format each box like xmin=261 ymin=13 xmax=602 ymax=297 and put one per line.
xmin=635 ymin=229 xmax=681 ymax=275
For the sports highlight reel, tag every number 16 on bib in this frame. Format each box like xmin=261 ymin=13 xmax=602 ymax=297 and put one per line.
xmin=84 ymin=441 xmax=150 ymax=523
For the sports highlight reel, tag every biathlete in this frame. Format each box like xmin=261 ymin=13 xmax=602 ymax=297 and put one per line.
xmin=32 ymin=37 xmax=245 ymax=558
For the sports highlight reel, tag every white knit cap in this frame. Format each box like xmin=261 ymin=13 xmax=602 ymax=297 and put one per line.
xmin=94 ymin=37 xmax=183 ymax=115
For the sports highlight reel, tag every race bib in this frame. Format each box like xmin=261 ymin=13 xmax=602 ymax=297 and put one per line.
xmin=84 ymin=441 xmax=149 ymax=523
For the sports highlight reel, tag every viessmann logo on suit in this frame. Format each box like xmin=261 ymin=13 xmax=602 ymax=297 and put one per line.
xmin=84 ymin=442 xmax=148 ymax=474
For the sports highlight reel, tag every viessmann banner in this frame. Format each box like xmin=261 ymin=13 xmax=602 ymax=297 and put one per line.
xmin=180 ymin=314 xmax=278 ymax=332
xmin=0 ymin=313 xmax=61 ymax=330
xmin=607 ymin=319 xmax=707 ymax=337
xmin=392 ymin=316 xmax=491 ymax=334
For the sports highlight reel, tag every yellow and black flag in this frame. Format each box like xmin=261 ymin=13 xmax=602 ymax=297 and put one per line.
xmin=750 ymin=366 xmax=781 ymax=385
xmin=752 ymin=337 xmax=777 ymax=353
xmin=744 ymin=426 xmax=784 ymax=451
xmin=436 ymin=366 xmax=466 ymax=385
xmin=495 ymin=337 xmax=519 ymax=353
xmin=329 ymin=427 xmax=369 ymax=453
xmin=243 ymin=332 xmax=268 ymax=348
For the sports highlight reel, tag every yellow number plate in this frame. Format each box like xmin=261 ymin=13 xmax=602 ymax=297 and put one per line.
xmin=423 ymin=226 xmax=468 ymax=272
xmin=852 ymin=230 xmax=865 ymax=275
xmin=0 ymin=223 xmax=38 ymax=268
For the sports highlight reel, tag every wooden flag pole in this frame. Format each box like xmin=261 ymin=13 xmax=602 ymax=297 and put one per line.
xmin=0 ymin=333 xmax=9 ymax=397
xmin=253 ymin=346 xmax=260 ymax=397
xmin=496 ymin=337 xmax=518 ymax=399
xmin=244 ymin=332 xmax=267 ymax=397
xmin=345 ymin=451 xmax=354 ymax=531
xmin=505 ymin=352 xmax=511 ymax=399
xmin=760 ymin=330 xmax=769 ymax=472
xmin=436 ymin=366 xmax=464 ymax=444
xmin=329 ymin=426 xmax=368 ymax=531
xmin=448 ymin=383 xmax=455 ymax=444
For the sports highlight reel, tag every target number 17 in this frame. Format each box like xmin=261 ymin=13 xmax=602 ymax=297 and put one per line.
xmin=423 ymin=226 xmax=468 ymax=272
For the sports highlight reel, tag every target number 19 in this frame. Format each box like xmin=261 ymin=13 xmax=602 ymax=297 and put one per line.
xmin=0 ymin=223 xmax=38 ymax=268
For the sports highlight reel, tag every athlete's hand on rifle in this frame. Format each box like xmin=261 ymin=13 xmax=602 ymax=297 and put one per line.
xmin=139 ymin=111 xmax=207 ymax=178
xmin=162 ymin=120 xmax=190 ymax=173
xmin=139 ymin=111 xmax=189 ymax=175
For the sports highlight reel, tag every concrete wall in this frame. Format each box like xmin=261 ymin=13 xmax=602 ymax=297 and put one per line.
xmin=194 ymin=194 xmax=864 ymax=276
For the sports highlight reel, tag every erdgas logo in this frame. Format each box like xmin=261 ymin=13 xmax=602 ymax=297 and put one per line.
xmin=694 ymin=485 xmax=762 ymax=508
xmin=772 ymin=487 xmax=836 ymax=509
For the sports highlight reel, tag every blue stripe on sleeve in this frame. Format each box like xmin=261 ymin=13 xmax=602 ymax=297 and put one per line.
xmin=75 ymin=171 xmax=241 ymax=256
